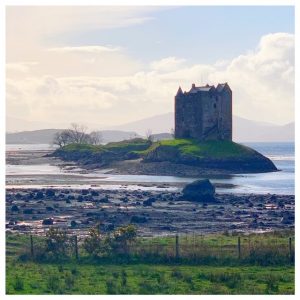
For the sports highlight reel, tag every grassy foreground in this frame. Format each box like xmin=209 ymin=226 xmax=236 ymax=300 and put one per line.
xmin=6 ymin=231 xmax=294 ymax=295
xmin=6 ymin=262 xmax=294 ymax=295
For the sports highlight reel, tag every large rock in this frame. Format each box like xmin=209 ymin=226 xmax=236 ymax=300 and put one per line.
xmin=181 ymin=179 xmax=215 ymax=202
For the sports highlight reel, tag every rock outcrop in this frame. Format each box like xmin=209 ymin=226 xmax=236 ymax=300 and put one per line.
xmin=181 ymin=179 xmax=215 ymax=202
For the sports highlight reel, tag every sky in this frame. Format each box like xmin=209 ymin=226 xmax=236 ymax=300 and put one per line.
xmin=6 ymin=6 xmax=295 ymax=131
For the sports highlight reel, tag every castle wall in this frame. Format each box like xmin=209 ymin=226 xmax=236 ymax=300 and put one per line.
xmin=174 ymin=83 xmax=232 ymax=141
xmin=175 ymin=94 xmax=203 ymax=139
xmin=218 ymin=88 xmax=232 ymax=140
xmin=202 ymin=94 xmax=218 ymax=139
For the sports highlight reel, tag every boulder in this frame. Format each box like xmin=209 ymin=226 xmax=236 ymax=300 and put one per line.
xmin=11 ymin=205 xmax=19 ymax=212
xmin=45 ymin=189 xmax=55 ymax=197
xmin=42 ymin=218 xmax=54 ymax=225
xmin=143 ymin=197 xmax=156 ymax=206
xmin=131 ymin=215 xmax=148 ymax=223
xmin=34 ymin=191 xmax=44 ymax=199
xmin=181 ymin=179 xmax=215 ymax=202
xmin=70 ymin=220 xmax=77 ymax=228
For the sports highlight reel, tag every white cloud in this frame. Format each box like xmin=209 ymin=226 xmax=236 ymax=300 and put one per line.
xmin=150 ymin=57 xmax=187 ymax=72
xmin=6 ymin=62 xmax=38 ymax=73
xmin=6 ymin=33 xmax=294 ymax=129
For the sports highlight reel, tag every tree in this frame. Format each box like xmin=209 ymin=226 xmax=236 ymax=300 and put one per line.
xmin=69 ymin=123 xmax=89 ymax=144
xmin=89 ymin=131 xmax=103 ymax=145
xmin=53 ymin=130 xmax=72 ymax=148
xmin=145 ymin=129 xmax=153 ymax=142
xmin=52 ymin=123 xmax=97 ymax=148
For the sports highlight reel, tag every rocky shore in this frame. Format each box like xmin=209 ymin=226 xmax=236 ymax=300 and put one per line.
xmin=107 ymin=159 xmax=276 ymax=177
xmin=6 ymin=187 xmax=294 ymax=237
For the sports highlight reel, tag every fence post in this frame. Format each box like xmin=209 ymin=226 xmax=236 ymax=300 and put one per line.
xmin=74 ymin=235 xmax=78 ymax=260
xmin=289 ymin=237 xmax=293 ymax=263
xmin=193 ymin=232 xmax=196 ymax=258
xmin=175 ymin=234 xmax=179 ymax=259
xmin=30 ymin=234 xmax=34 ymax=258
xmin=238 ymin=236 xmax=241 ymax=259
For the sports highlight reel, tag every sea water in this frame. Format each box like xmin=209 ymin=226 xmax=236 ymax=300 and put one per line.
xmin=6 ymin=142 xmax=295 ymax=195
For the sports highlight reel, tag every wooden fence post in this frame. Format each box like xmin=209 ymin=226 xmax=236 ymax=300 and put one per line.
xmin=289 ymin=237 xmax=293 ymax=263
xmin=74 ymin=235 xmax=78 ymax=260
xmin=30 ymin=234 xmax=34 ymax=258
xmin=238 ymin=236 xmax=241 ymax=259
xmin=175 ymin=234 xmax=179 ymax=259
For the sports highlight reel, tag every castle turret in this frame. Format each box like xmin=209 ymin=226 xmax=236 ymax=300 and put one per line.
xmin=176 ymin=86 xmax=183 ymax=96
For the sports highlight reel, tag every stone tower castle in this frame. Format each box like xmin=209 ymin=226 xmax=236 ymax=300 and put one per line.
xmin=175 ymin=83 xmax=232 ymax=141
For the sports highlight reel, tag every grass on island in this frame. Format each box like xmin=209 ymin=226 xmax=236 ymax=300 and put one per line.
xmin=57 ymin=138 xmax=259 ymax=161
xmin=138 ymin=139 xmax=259 ymax=159
xmin=6 ymin=230 xmax=295 ymax=295
xmin=57 ymin=138 xmax=151 ymax=155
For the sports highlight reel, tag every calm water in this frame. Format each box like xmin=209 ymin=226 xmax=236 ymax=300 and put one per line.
xmin=6 ymin=142 xmax=295 ymax=195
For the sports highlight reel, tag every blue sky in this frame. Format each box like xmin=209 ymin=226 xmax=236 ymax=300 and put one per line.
xmin=57 ymin=6 xmax=294 ymax=65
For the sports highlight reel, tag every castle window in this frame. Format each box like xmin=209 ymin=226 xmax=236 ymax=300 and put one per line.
xmin=214 ymin=103 xmax=216 ymax=109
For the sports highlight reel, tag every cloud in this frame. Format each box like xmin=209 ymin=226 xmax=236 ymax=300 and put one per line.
xmin=150 ymin=57 xmax=187 ymax=72
xmin=6 ymin=33 xmax=294 ymax=128
xmin=48 ymin=45 xmax=121 ymax=54
xmin=6 ymin=6 xmax=157 ymax=62
xmin=6 ymin=62 xmax=38 ymax=73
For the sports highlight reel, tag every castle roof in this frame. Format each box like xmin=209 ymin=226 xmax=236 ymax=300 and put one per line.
xmin=189 ymin=84 xmax=215 ymax=93
xmin=176 ymin=83 xmax=231 ymax=96
xmin=216 ymin=83 xmax=230 ymax=92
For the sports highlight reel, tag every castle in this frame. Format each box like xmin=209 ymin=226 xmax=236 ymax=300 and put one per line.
xmin=175 ymin=83 xmax=232 ymax=141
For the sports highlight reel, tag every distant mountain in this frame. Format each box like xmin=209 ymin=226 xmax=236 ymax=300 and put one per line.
xmin=99 ymin=130 xmax=141 ymax=143
xmin=233 ymin=117 xmax=294 ymax=142
xmin=6 ymin=113 xmax=294 ymax=144
xmin=6 ymin=129 xmax=63 ymax=144
xmin=150 ymin=133 xmax=173 ymax=141
xmin=6 ymin=129 xmax=140 ymax=144
xmin=112 ymin=113 xmax=294 ymax=142
xmin=111 ymin=112 xmax=174 ymax=135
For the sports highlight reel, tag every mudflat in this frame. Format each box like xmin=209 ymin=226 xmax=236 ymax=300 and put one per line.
xmin=6 ymin=187 xmax=294 ymax=237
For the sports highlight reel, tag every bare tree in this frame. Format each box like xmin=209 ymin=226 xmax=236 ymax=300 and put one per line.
xmin=53 ymin=130 xmax=72 ymax=148
xmin=53 ymin=123 xmax=91 ymax=148
xmin=69 ymin=123 xmax=89 ymax=144
xmin=145 ymin=129 xmax=153 ymax=142
xmin=89 ymin=131 xmax=103 ymax=145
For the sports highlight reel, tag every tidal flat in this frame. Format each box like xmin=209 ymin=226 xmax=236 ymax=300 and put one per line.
xmin=6 ymin=187 xmax=294 ymax=237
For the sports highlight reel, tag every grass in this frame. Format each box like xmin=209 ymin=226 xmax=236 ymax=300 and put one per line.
xmin=6 ymin=262 xmax=294 ymax=295
xmin=54 ymin=138 xmax=261 ymax=163
xmin=6 ymin=231 xmax=295 ymax=294
xmin=54 ymin=138 xmax=151 ymax=163
xmin=141 ymin=139 xmax=258 ymax=159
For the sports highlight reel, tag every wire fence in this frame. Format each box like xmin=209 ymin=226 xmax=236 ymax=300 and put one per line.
xmin=23 ymin=232 xmax=295 ymax=265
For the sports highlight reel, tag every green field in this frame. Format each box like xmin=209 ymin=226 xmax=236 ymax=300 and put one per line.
xmin=6 ymin=230 xmax=295 ymax=295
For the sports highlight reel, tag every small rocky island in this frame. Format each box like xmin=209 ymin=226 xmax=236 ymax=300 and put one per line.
xmin=51 ymin=83 xmax=277 ymax=176
xmin=51 ymin=138 xmax=277 ymax=176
